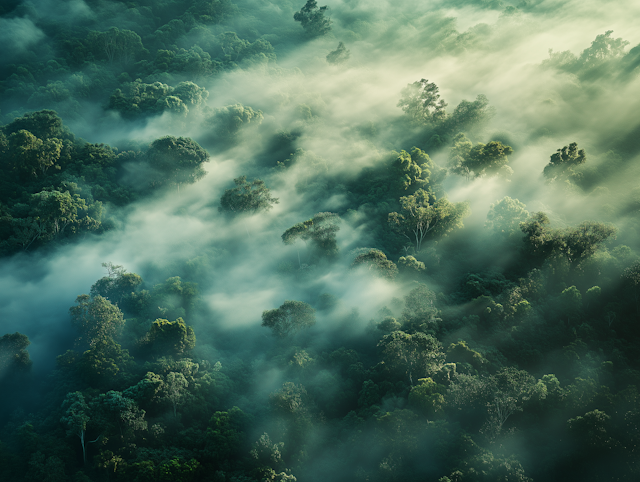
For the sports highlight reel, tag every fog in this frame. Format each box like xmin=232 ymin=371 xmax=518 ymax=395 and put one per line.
xmin=1 ymin=0 xmax=639 ymax=480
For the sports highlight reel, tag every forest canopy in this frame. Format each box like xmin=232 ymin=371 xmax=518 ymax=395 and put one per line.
xmin=1 ymin=1 xmax=640 ymax=482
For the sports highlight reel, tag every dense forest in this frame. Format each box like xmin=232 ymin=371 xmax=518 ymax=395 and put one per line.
xmin=1 ymin=0 xmax=640 ymax=480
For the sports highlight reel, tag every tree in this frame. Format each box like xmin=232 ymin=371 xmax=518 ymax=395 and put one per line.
xmin=282 ymin=212 xmax=341 ymax=261
xmin=69 ymin=294 xmax=125 ymax=346
xmin=95 ymin=391 xmax=147 ymax=440
xmin=147 ymin=136 xmax=209 ymax=190
xmin=77 ymin=338 xmax=134 ymax=387
xmin=141 ymin=318 xmax=196 ymax=357
xmin=622 ymin=261 xmax=640 ymax=317
xmin=397 ymin=79 xmax=448 ymax=125
xmin=519 ymin=212 xmax=556 ymax=263
xmin=482 ymin=367 xmax=540 ymax=439
xmin=443 ymin=94 xmax=494 ymax=135
xmin=521 ymin=217 xmax=616 ymax=269
xmin=447 ymin=133 xmax=474 ymax=179
xmin=326 ymin=42 xmax=350 ymax=64
xmin=0 ymin=332 xmax=32 ymax=374
xmin=378 ymin=331 xmax=445 ymax=385
xmin=3 ymin=110 xmax=69 ymax=140
xmin=397 ymin=256 xmax=426 ymax=277
xmin=60 ymin=392 xmax=100 ymax=465
xmin=543 ymin=142 xmax=586 ymax=182
xmin=164 ymin=372 xmax=188 ymax=417
xmin=556 ymin=221 xmax=616 ymax=268
xmin=408 ymin=378 xmax=446 ymax=416
xmin=7 ymin=130 xmax=62 ymax=179
xmin=90 ymin=263 xmax=143 ymax=304
xmin=219 ymin=176 xmax=279 ymax=214
xmin=87 ymin=28 xmax=147 ymax=66
xmin=567 ymin=409 xmax=613 ymax=449
xmin=485 ymin=197 xmax=530 ymax=237
xmin=204 ymin=104 xmax=264 ymax=146
xmin=388 ymin=148 xmax=431 ymax=193
xmin=30 ymin=190 xmax=88 ymax=238
xmin=293 ymin=1 xmax=331 ymax=37
xmin=401 ymin=284 xmax=440 ymax=328
xmin=351 ymin=249 xmax=398 ymax=280
xmin=449 ymin=136 xmax=514 ymax=179
xmin=388 ymin=189 xmax=470 ymax=253
xmin=262 ymin=301 xmax=316 ymax=337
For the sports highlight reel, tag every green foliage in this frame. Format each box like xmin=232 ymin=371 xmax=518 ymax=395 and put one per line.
xmin=0 ymin=332 xmax=32 ymax=374
xmin=262 ymin=301 xmax=316 ymax=337
xmin=294 ymin=1 xmax=331 ymax=37
xmin=397 ymin=255 xmax=426 ymax=277
xmin=351 ymin=248 xmax=398 ymax=280
xmin=108 ymin=80 xmax=208 ymax=119
xmin=485 ymin=196 xmax=529 ymax=237
xmin=6 ymin=130 xmax=62 ymax=179
xmin=544 ymin=30 xmax=630 ymax=80
xmin=69 ymin=294 xmax=125 ymax=346
xmin=77 ymin=338 xmax=134 ymax=387
xmin=398 ymin=79 xmax=448 ymax=125
xmin=388 ymin=189 xmax=470 ymax=252
xmin=204 ymin=104 xmax=264 ymax=146
xmin=90 ymin=263 xmax=143 ymax=304
xmin=389 ymin=148 xmax=431 ymax=193
xmin=147 ymin=136 xmax=209 ymax=188
xmin=543 ymin=142 xmax=586 ymax=182
xmin=447 ymin=341 xmax=486 ymax=371
xmin=449 ymin=134 xmax=514 ymax=179
xmin=86 ymin=28 xmax=148 ymax=66
xmin=378 ymin=330 xmax=445 ymax=385
xmin=520 ymin=213 xmax=616 ymax=269
xmin=408 ymin=377 xmax=446 ymax=416
xmin=402 ymin=284 xmax=440 ymax=329
xmin=219 ymin=176 xmax=278 ymax=215
xmin=282 ymin=212 xmax=341 ymax=259
xmin=142 ymin=318 xmax=196 ymax=357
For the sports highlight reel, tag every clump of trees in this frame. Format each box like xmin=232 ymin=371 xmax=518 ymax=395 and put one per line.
xmin=448 ymin=133 xmax=514 ymax=179
xmin=262 ymin=300 xmax=316 ymax=337
xmin=219 ymin=177 xmax=278 ymax=214
xmin=294 ymin=1 xmax=332 ymax=37
xmin=388 ymin=189 xmax=470 ymax=253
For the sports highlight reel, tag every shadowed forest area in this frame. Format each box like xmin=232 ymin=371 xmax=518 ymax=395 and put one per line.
xmin=1 ymin=0 xmax=640 ymax=481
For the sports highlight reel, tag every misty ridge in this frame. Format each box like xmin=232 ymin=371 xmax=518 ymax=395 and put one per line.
xmin=1 ymin=0 xmax=640 ymax=481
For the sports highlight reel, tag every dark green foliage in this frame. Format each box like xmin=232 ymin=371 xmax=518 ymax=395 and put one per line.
xmin=90 ymin=263 xmax=143 ymax=304
xmin=0 ymin=332 xmax=32 ymax=374
xmin=108 ymin=80 xmax=208 ymax=119
xmin=543 ymin=142 xmax=587 ymax=182
xmin=219 ymin=176 xmax=278 ymax=215
xmin=282 ymin=212 xmax=341 ymax=259
xmin=147 ymin=136 xmax=209 ymax=189
xmin=351 ymin=249 xmax=398 ymax=280
xmin=520 ymin=213 xmax=616 ymax=269
xmin=294 ymin=1 xmax=331 ymax=37
xmin=69 ymin=294 xmax=125 ymax=347
xmin=141 ymin=318 xmax=196 ymax=357
xmin=262 ymin=301 xmax=316 ymax=337
xmin=378 ymin=331 xmax=445 ymax=385
xmin=2 ymin=4 xmax=640 ymax=482
xmin=449 ymin=134 xmax=514 ymax=179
